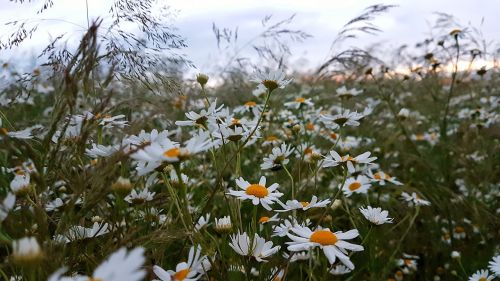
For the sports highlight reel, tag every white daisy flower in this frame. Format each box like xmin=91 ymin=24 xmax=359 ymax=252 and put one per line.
xmin=262 ymin=135 xmax=281 ymax=147
xmin=368 ymin=170 xmax=403 ymax=185
xmin=400 ymin=192 xmax=431 ymax=207
xmin=45 ymin=198 xmax=64 ymax=212
xmin=54 ymin=222 xmax=109 ymax=243
xmin=251 ymin=69 xmax=292 ymax=91
xmin=124 ymin=188 xmax=156 ymax=204
xmin=258 ymin=213 xmax=280 ymax=224
xmin=11 ymin=237 xmax=43 ymax=264
xmin=86 ymin=144 xmax=120 ymax=158
xmin=175 ymin=100 xmax=223 ymax=128
xmin=261 ymin=143 xmax=294 ymax=171
xmin=322 ymin=150 xmax=376 ymax=174
xmin=284 ymin=97 xmax=314 ymax=109
xmin=131 ymin=131 xmax=211 ymax=174
xmin=287 ymin=226 xmax=364 ymax=269
xmin=214 ymin=216 xmax=232 ymax=233
xmin=359 ymin=206 xmax=393 ymax=225
xmin=10 ymin=174 xmax=30 ymax=195
xmin=227 ymin=176 xmax=283 ymax=211
xmin=329 ymin=264 xmax=352 ymax=275
xmin=195 ymin=213 xmax=211 ymax=230
xmin=468 ymin=269 xmax=494 ymax=281
xmin=488 ymin=255 xmax=500 ymax=276
xmin=153 ymin=245 xmax=211 ymax=281
xmin=336 ymin=86 xmax=363 ymax=99
xmin=320 ymin=110 xmax=364 ymax=129
xmin=48 ymin=247 xmax=145 ymax=281
xmin=341 ymin=175 xmax=371 ymax=197
xmin=277 ymin=196 xmax=331 ymax=212
xmin=229 ymin=232 xmax=280 ymax=262
xmin=282 ymin=251 xmax=311 ymax=262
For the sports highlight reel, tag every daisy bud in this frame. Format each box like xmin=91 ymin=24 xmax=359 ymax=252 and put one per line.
xmin=92 ymin=216 xmax=103 ymax=223
xmin=196 ymin=73 xmax=209 ymax=86
xmin=451 ymin=251 xmax=461 ymax=259
xmin=214 ymin=216 xmax=232 ymax=234
xmin=11 ymin=237 xmax=43 ymax=266
xmin=111 ymin=177 xmax=133 ymax=197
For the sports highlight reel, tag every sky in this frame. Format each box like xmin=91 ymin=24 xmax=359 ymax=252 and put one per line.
xmin=0 ymin=0 xmax=499 ymax=72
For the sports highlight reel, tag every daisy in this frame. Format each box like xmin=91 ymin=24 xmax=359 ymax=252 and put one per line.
xmin=0 ymin=193 xmax=15 ymax=222
xmin=153 ymin=245 xmax=211 ymax=281
xmin=468 ymin=270 xmax=494 ymax=281
xmin=251 ymin=69 xmax=292 ymax=91
xmin=368 ymin=170 xmax=403 ymax=185
xmin=359 ymin=206 xmax=393 ymax=225
xmin=45 ymin=198 xmax=64 ymax=212
xmin=277 ymin=196 xmax=331 ymax=212
xmin=124 ymin=188 xmax=156 ymax=204
xmin=54 ymin=222 xmax=109 ymax=243
xmin=214 ymin=216 xmax=232 ymax=233
xmin=284 ymin=97 xmax=314 ymax=109
xmin=227 ymin=176 xmax=283 ymax=210
xmin=329 ymin=264 xmax=352 ymax=275
xmin=10 ymin=174 xmax=31 ymax=195
xmin=48 ymin=247 xmax=145 ymax=281
xmin=229 ymin=232 xmax=280 ymax=262
xmin=260 ymin=143 xmax=294 ymax=171
xmin=175 ymin=101 xmax=222 ymax=128
xmin=262 ymin=135 xmax=281 ymax=146
xmin=86 ymin=144 xmax=120 ymax=158
xmin=195 ymin=213 xmax=211 ymax=230
xmin=258 ymin=213 xmax=280 ymax=224
xmin=131 ymin=131 xmax=211 ymax=173
xmin=342 ymin=175 xmax=371 ymax=197
xmin=12 ymin=237 xmax=43 ymax=264
xmin=336 ymin=86 xmax=363 ymax=99
xmin=282 ymin=251 xmax=311 ymax=262
xmin=320 ymin=110 xmax=364 ymax=129
xmin=488 ymin=255 xmax=500 ymax=276
xmin=400 ymin=192 xmax=431 ymax=207
xmin=322 ymin=150 xmax=376 ymax=174
xmin=287 ymin=226 xmax=364 ymax=269
xmin=273 ymin=218 xmax=301 ymax=237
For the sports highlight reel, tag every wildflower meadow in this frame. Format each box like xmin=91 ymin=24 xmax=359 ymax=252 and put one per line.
xmin=0 ymin=1 xmax=499 ymax=280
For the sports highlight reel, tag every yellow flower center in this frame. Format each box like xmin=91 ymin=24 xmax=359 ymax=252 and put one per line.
xmin=262 ymin=80 xmax=279 ymax=91
xmin=246 ymin=184 xmax=269 ymax=198
xmin=245 ymin=101 xmax=257 ymax=107
xmin=374 ymin=172 xmax=382 ymax=180
xmin=404 ymin=259 xmax=412 ymax=265
xmin=330 ymin=132 xmax=338 ymax=139
xmin=300 ymin=201 xmax=310 ymax=207
xmin=479 ymin=278 xmax=487 ymax=281
xmin=306 ymin=123 xmax=315 ymax=131
xmin=455 ymin=226 xmax=465 ymax=233
xmin=341 ymin=155 xmax=355 ymax=162
xmin=295 ymin=97 xmax=306 ymax=103
xmin=174 ymin=268 xmax=190 ymax=281
xmin=0 ymin=127 xmax=8 ymax=135
xmin=266 ymin=136 xmax=278 ymax=141
xmin=164 ymin=148 xmax=180 ymax=158
xmin=310 ymin=230 xmax=338 ymax=245
xmin=259 ymin=216 xmax=270 ymax=223
xmin=304 ymin=147 xmax=313 ymax=155
xmin=348 ymin=182 xmax=361 ymax=191
xmin=88 ymin=279 xmax=103 ymax=281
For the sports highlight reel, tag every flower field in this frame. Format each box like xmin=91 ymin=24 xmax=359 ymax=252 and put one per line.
xmin=0 ymin=4 xmax=499 ymax=281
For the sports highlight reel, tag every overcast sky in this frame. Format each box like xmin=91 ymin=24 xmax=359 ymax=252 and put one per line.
xmin=0 ymin=0 xmax=498 ymax=72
